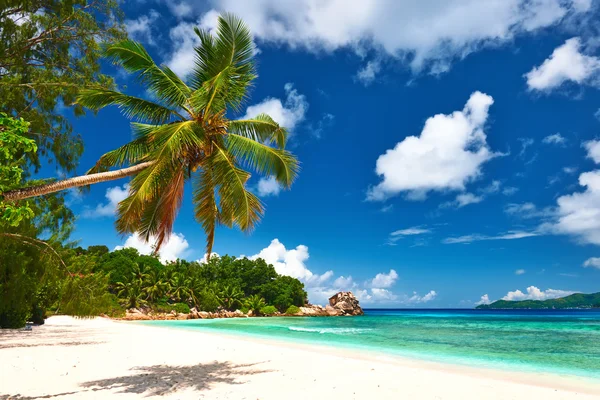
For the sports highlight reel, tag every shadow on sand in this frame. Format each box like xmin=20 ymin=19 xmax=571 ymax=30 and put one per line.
xmin=1 ymin=361 xmax=272 ymax=399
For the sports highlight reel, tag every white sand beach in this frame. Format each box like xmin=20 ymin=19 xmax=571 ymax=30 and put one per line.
xmin=1 ymin=316 xmax=599 ymax=400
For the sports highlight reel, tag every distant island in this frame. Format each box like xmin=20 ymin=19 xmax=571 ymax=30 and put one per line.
xmin=477 ymin=292 xmax=600 ymax=309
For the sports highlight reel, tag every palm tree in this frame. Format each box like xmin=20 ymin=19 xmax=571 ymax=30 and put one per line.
xmin=142 ymin=269 xmax=169 ymax=302
xmin=115 ymin=279 xmax=147 ymax=309
xmin=3 ymin=14 xmax=299 ymax=256
xmin=218 ymin=285 xmax=244 ymax=310
xmin=244 ymin=294 xmax=266 ymax=315
xmin=169 ymin=272 xmax=192 ymax=303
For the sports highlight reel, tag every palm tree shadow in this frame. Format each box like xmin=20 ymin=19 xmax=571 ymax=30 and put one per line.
xmin=81 ymin=361 xmax=272 ymax=396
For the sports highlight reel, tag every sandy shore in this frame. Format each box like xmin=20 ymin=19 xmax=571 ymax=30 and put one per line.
xmin=1 ymin=316 xmax=598 ymax=399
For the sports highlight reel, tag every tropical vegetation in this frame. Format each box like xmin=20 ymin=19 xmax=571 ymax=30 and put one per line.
xmin=4 ymin=13 xmax=300 ymax=257
xmin=476 ymin=292 xmax=600 ymax=309
xmin=0 ymin=5 xmax=302 ymax=329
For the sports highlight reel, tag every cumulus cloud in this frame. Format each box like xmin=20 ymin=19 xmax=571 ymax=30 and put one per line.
xmin=583 ymin=257 xmax=600 ymax=269
xmin=525 ymin=37 xmax=600 ymax=91
xmin=545 ymin=170 xmax=600 ymax=245
xmin=502 ymin=286 xmax=577 ymax=301
xmin=369 ymin=269 xmax=399 ymax=288
xmin=82 ymin=184 xmax=129 ymax=218
xmin=125 ymin=10 xmax=160 ymax=44
xmin=115 ymin=232 xmax=190 ymax=263
xmin=191 ymin=0 xmax=588 ymax=74
xmin=443 ymin=230 xmax=539 ymax=244
xmin=475 ymin=294 xmax=491 ymax=305
xmin=542 ymin=133 xmax=567 ymax=145
xmin=367 ymin=91 xmax=499 ymax=201
xmin=515 ymin=269 xmax=526 ymax=275
xmin=584 ymin=140 xmax=600 ymax=163
xmin=250 ymin=239 xmax=332 ymax=285
xmin=241 ymin=83 xmax=308 ymax=133
xmin=408 ymin=290 xmax=437 ymax=303
xmin=256 ymin=176 xmax=281 ymax=197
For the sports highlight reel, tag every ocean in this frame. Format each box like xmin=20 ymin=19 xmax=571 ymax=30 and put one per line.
xmin=143 ymin=309 xmax=600 ymax=379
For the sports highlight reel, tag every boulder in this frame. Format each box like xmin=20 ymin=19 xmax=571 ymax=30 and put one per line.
xmin=328 ymin=292 xmax=364 ymax=316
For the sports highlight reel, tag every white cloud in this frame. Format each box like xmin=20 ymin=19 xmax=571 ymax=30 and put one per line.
xmin=371 ymin=288 xmax=398 ymax=301
xmin=167 ymin=2 xmax=194 ymax=19
xmin=504 ymin=202 xmax=555 ymax=219
xmin=515 ymin=269 xmax=526 ymax=275
xmin=545 ymin=170 xmax=600 ymax=245
xmin=502 ymin=286 xmax=577 ymax=301
xmin=82 ymin=184 xmax=129 ymax=218
xmin=502 ymin=186 xmax=519 ymax=196
xmin=250 ymin=239 xmax=332 ymax=285
xmin=256 ymin=176 xmax=281 ymax=197
xmin=194 ymin=1 xmax=588 ymax=74
xmin=367 ymin=91 xmax=499 ymax=201
xmin=525 ymin=37 xmax=600 ymax=91
xmin=125 ymin=10 xmax=159 ymax=44
xmin=443 ymin=230 xmax=540 ymax=244
xmin=333 ymin=275 xmax=354 ymax=288
xmin=542 ymin=133 xmax=567 ymax=145
xmin=166 ymin=20 xmax=201 ymax=76
xmin=369 ymin=269 xmax=399 ymax=288
xmin=391 ymin=227 xmax=431 ymax=236
xmin=356 ymin=60 xmax=381 ymax=85
xmin=563 ymin=166 xmax=578 ymax=174
xmin=584 ymin=140 xmax=600 ymax=164
xmin=408 ymin=290 xmax=437 ymax=303
xmin=583 ymin=257 xmax=600 ymax=269
xmin=115 ymin=232 xmax=190 ymax=263
xmin=475 ymin=294 xmax=491 ymax=305
xmin=457 ymin=193 xmax=484 ymax=207
xmin=241 ymin=83 xmax=308 ymax=133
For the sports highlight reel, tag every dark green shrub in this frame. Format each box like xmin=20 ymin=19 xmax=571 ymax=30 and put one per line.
xmin=285 ymin=305 xmax=300 ymax=315
xmin=197 ymin=290 xmax=220 ymax=312
xmin=260 ymin=305 xmax=278 ymax=316
xmin=172 ymin=303 xmax=190 ymax=314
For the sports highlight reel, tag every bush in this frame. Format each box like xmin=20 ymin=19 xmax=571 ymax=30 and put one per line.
xmin=285 ymin=305 xmax=300 ymax=315
xmin=240 ymin=306 xmax=250 ymax=314
xmin=172 ymin=302 xmax=190 ymax=314
xmin=197 ymin=290 xmax=220 ymax=312
xmin=260 ymin=305 xmax=278 ymax=316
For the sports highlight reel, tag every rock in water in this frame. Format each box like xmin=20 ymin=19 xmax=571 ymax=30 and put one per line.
xmin=328 ymin=292 xmax=364 ymax=316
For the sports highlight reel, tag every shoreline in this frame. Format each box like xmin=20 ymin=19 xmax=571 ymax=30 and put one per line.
xmin=137 ymin=318 xmax=600 ymax=396
xmin=2 ymin=316 xmax=599 ymax=399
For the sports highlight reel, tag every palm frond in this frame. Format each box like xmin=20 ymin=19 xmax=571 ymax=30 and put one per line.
xmin=138 ymin=166 xmax=187 ymax=250
xmin=87 ymin=137 xmax=152 ymax=174
xmin=226 ymin=134 xmax=299 ymax=187
xmin=76 ymin=89 xmax=183 ymax=124
xmin=192 ymin=162 xmax=220 ymax=256
xmin=103 ymin=40 xmax=192 ymax=112
xmin=115 ymin=159 xmax=176 ymax=234
xmin=191 ymin=14 xmax=256 ymax=113
xmin=211 ymin=143 xmax=263 ymax=232
xmin=228 ymin=114 xmax=288 ymax=148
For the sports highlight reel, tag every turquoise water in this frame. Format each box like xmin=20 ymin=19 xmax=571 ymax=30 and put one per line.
xmin=143 ymin=309 xmax=600 ymax=379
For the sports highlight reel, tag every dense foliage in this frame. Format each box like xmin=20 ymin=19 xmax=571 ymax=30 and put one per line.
xmin=0 ymin=0 xmax=126 ymax=174
xmin=0 ymin=113 xmax=36 ymax=227
xmin=90 ymin=249 xmax=307 ymax=314
xmin=476 ymin=292 xmax=600 ymax=310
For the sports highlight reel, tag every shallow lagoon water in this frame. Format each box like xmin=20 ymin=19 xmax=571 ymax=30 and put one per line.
xmin=144 ymin=309 xmax=600 ymax=379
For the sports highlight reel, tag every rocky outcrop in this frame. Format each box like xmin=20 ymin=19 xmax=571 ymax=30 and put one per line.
xmin=328 ymin=292 xmax=364 ymax=316
xmin=118 ymin=291 xmax=363 ymax=320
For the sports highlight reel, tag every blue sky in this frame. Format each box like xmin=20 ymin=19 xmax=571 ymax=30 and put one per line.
xmin=58 ymin=0 xmax=600 ymax=307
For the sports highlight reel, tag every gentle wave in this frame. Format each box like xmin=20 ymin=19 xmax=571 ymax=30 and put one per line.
xmin=288 ymin=326 xmax=373 ymax=335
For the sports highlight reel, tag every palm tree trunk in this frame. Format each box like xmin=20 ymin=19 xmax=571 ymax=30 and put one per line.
xmin=3 ymin=161 xmax=154 ymax=201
